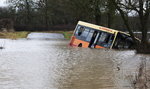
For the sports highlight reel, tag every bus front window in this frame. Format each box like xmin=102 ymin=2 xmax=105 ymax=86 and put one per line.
xmin=75 ymin=25 xmax=91 ymax=41
xmin=75 ymin=26 xmax=85 ymax=36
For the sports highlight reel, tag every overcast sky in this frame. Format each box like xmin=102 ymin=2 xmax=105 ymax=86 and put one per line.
xmin=0 ymin=0 xmax=7 ymax=7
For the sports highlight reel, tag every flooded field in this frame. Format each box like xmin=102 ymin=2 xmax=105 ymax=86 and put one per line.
xmin=0 ymin=33 xmax=149 ymax=89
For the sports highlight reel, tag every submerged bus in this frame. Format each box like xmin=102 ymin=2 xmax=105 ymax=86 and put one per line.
xmin=69 ymin=21 xmax=137 ymax=49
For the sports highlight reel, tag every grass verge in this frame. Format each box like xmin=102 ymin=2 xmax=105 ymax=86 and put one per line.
xmin=62 ymin=31 xmax=73 ymax=40
xmin=0 ymin=31 xmax=73 ymax=39
xmin=0 ymin=31 xmax=30 ymax=39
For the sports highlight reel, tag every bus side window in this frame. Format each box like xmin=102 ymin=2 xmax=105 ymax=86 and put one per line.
xmin=98 ymin=32 xmax=108 ymax=43
xmin=97 ymin=32 xmax=114 ymax=48
xmin=86 ymin=30 xmax=94 ymax=42
xmin=108 ymin=35 xmax=114 ymax=45
xmin=80 ymin=28 xmax=90 ymax=40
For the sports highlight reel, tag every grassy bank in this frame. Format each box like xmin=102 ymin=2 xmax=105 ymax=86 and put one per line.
xmin=62 ymin=31 xmax=73 ymax=39
xmin=0 ymin=31 xmax=30 ymax=39
xmin=0 ymin=31 xmax=73 ymax=39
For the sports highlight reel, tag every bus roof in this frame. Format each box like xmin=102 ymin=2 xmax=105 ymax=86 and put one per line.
xmin=78 ymin=21 xmax=129 ymax=35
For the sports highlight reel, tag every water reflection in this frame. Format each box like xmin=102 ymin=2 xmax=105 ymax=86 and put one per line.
xmin=0 ymin=38 xmax=149 ymax=89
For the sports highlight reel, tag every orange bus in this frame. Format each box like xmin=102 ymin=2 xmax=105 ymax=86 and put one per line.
xmin=69 ymin=21 xmax=137 ymax=49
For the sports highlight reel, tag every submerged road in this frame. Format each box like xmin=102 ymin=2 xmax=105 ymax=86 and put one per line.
xmin=0 ymin=33 xmax=149 ymax=89
xmin=27 ymin=33 xmax=65 ymax=40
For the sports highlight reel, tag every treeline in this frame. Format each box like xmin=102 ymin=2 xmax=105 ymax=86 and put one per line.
xmin=0 ymin=0 xmax=150 ymax=52
xmin=0 ymin=0 xmax=148 ymax=32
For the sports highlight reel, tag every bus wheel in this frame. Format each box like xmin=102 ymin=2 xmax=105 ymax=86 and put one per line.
xmin=78 ymin=43 xmax=82 ymax=47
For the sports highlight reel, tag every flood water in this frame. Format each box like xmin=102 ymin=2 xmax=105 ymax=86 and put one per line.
xmin=0 ymin=33 xmax=149 ymax=89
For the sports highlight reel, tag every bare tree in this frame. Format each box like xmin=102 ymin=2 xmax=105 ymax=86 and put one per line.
xmin=0 ymin=19 xmax=14 ymax=32
xmin=111 ymin=0 xmax=150 ymax=53
xmin=106 ymin=0 xmax=116 ymax=28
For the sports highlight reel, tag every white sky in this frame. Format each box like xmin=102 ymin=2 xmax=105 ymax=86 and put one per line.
xmin=0 ymin=0 xmax=7 ymax=7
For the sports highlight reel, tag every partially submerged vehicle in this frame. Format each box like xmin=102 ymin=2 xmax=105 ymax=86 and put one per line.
xmin=69 ymin=21 xmax=139 ymax=49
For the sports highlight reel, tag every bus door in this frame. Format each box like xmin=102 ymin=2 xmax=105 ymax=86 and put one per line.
xmin=88 ymin=31 xmax=99 ymax=48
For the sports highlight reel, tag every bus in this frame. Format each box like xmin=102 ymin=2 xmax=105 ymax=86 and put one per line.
xmin=69 ymin=21 xmax=138 ymax=49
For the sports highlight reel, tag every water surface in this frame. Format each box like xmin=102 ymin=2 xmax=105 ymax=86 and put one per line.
xmin=0 ymin=33 xmax=149 ymax=89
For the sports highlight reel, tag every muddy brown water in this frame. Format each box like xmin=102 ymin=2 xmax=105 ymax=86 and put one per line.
xmin=0 ymin=33 xmax=149 ymax=89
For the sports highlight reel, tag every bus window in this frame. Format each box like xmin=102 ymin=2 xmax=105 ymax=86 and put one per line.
xmin=80 ymin=28 xmax=90 ymax=40
xmin=86 ymin=30 xmax=94 ymax=42
xmin=96 ymin=32 xmax=114 ymax=48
